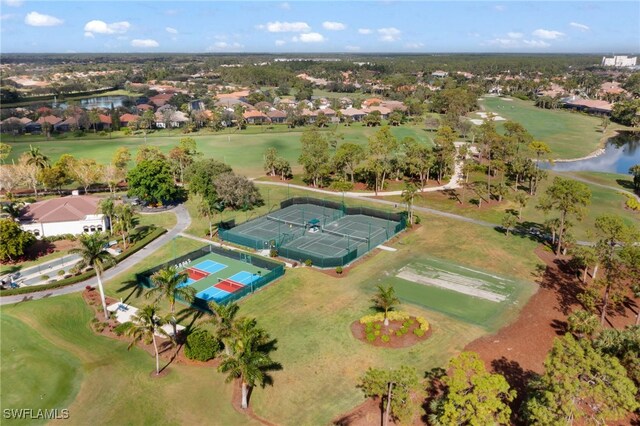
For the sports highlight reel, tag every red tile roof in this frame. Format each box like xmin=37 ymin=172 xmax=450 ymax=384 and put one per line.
xmin=243 ymin=110 xmax=268 ymax=119
xmin=119 ymin=113 xmax=139 ymax=123
xmin=20 ymin=196 xmax=102 ymax=223
xmin=36 ymin=115 xmax=62 ymax=125
xmin=98 ymin=114 xmax=112 ymax=124
xmin=267 ymin=110 xmax=287 ymax=118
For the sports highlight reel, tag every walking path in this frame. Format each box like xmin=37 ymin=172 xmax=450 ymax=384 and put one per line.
xmin=0 ymin=204 xmax=191 ymax=306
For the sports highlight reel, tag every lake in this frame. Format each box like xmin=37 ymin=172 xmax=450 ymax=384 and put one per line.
xmin=544 ymin=132 xmax=640 ymax=174
xmin=57 ymin=95 xmax=128 ymax=109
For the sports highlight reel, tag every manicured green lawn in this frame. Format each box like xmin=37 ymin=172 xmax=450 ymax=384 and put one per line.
xmin=477 ymin=96 xmax=617 ymax=159
xmin=136 ymin=211 xmax=177 ymax=230
xmin=3 ymin=124 xmax=432 ymax=178
xmin=565 ymin=171 xmax=634 ymax=190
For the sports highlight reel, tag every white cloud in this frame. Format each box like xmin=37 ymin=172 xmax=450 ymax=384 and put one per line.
xmin=487 ymin=38 xmax=518 ymax=48
xmin=523 ymin=39 xmax=550 ymax=48
xmin=532 ymin=29 xmax=564 ymax=39
xmin=570 ymin=22 xmax=590 ymax=31
xmin=131 ymin=39 xmax=159 ymax=48
xmin=84 ymin=20 xmax=130 ymax=35
xmin=84 ymin=31 xmax=94 ymax=38
xmin=208 ymin=41 xmax=244 ymax=51
xmin=494 ymin=5 xmax=506 ymax=11
xmin=378 ymin=27 xmax=401 ymax=42
xmin=293 ymin=32 xmax=325 ymax=43
xmin=165 ymin=27 xmax=178 ymax=34
xmin=405 ymin=42 xmax=424 ymax=49
xmin=507 ymin=32 xmax=523 ymax=39
xmin=279 ymin=2 xmax=290 ymax=10
xmin=25 ymin=11 xmax=63 ymax=27
xmin=358 ymin=28 xmax=372 ymax=35
xmin=275 ymin=40 xmax=286 ymax=46
xmin=345 ymin=45 xmax=360 ymax=51
xmin=263 ymin=21 xmax=310 ymax=33
xmin=1 ymin=13 xmax=16 ymax=20
xmin=323 ymin=21 xmax=346 ymax=31
xmin=3 ymin=0 xmax=23 ymax=7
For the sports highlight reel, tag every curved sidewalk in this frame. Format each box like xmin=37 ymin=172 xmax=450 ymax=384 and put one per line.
xmin=0 ymin=204 xmax=191 ymax=306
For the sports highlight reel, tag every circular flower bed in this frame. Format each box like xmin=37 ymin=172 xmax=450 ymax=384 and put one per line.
xmin=351 ymin=311 xmax=431 ymax=348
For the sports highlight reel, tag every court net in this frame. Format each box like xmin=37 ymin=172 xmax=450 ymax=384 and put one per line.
xmin=322 ymin=228 xmax=368 ymax=243
xmin=186 ymin=267 xmax=210 ymax=281
xmin=266 ymin=215 xmax=307 ymax=229
xmin=215 ymin=279 xmax=245 ymax=293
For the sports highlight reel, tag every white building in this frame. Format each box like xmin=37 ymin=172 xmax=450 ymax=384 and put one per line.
xmin=19 ymin=196 xmax=108 ymax=238
xmin=601 ymin=55 xmax=637 ymax=67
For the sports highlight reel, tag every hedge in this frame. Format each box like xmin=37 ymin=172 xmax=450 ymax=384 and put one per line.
xmin=0 ymin=227 xmax=167 ymax=297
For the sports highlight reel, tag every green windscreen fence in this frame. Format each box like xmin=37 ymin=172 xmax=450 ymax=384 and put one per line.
xmin=219 ymin=197 xmax=407 ymax=268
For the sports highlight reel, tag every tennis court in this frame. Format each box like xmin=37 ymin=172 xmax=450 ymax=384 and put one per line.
xmin=220 ymin=197 xmax=406 ymax=268
xmin=137 ymin=245 xmax=285 ymax=306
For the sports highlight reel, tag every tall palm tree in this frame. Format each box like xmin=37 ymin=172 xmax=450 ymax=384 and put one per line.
xmin=147 ymin=266 xmax=195 ymax=337
xmin=372 ymin=284 xmax=400 ymax=326
xmin=401 ymin=182 xmax=418 ymax=225
xmin=98 ymin=198 xmax=115 ymax=234
xmin=218 ymin=318 xmax=281 ymax=409
xmin=70 ymin=233 xmax=115 ymax=320
xmin=125 ymin=304 xmax=170 ymax=375
xmin=208 ymin=301 xmax=240 ymax=355
xmin=114 ymin=204 xmax=137 ymax=249
xmin=25 ymin=145 xmax=50 ymax=169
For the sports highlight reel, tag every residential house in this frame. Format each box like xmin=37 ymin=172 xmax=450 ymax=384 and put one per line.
xmin=36 ymin=115 xmax=63 ymax=129
xmin=341 ymin=107 xmax=366 ymax=122
xmin=149 ymin=93 xmax=173 ymax=107
xmin=19 ymin=195 xmax=109 ymax=238
xmin=154 ymin=108 xmax=189 ymax=128
xmin=431 ymin=70 xmax=449 ymax=78
xmin=98 ymin=114 xmax=112 ymax=131
xmin=364 ymin=106 xmax=392 ymax=119
xmin=119 ymin=113 xmax=139 ymax=127
xmin=380 ymin=100 xmax=407 ymax=112
xmin=55 ymin=116 xmax=82 ymax=132
xmin=136 ymin=103 xmax=155 ymax=112
xmin=242 ymin=110 xmax=270 ymax=124
xmin=363 ymin=97 xmax=383 ymax=107
xmin=267 ymin=109 xmax=287 ymax=124
xmin=562 ymin=96 xmax=613 ymax=115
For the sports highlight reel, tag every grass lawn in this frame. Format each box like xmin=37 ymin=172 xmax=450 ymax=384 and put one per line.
xmin=477 ymin=96 xmax=619 ymax=160
xmin=136 ymin=211 xmax=177 ymax=230
xmin=2 ymin=124 xmax=432 ymax=178
xmin=564 ymin=171 xmax=635 ymax=191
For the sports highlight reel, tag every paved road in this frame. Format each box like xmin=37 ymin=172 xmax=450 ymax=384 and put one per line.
xmin=0 ymin=204 xmax=191 ymax=306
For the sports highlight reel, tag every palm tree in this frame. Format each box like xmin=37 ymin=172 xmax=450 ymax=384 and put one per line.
xmin=99 ymin=198 xmax=115 ymax=234
xmin=25 ymin=145 xmax=50 ymax=169
xmin=208 ymin=301 xmax=240 ymax=355
xmin=372 ymin=285 xmax=400 ymax=326
xmin=114 ymin=204 xmax=137 ymax=249
xmin=218 ymin=318 xmax=281 ymax=409
xmin=401 ymin=182 xmax=418 ymax=225
xmin=147 ymin=266 xmax=195 ymax=337
xmin=70 ymin=233 xmax=115 ymax=320
xmin=125 ymin=304 xmax=170 ymax=375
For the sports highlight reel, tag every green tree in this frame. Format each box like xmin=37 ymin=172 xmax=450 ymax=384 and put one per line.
xmin=214 ymin=173 xmax=263 ymax=210
xmin=72 ymin=159 xmax=104 ymax=194
xmin=113 ymin=203 xmax=137 ymax=248
xmin=169 ymin=137 xmax=199 ymax=184
xmin=207 ymin=301 xmax=240 ymax=356
xmin=363 ymin=110 xmax=382 ymax=127
xmin=528 ymin=141 xmax=551 ymax=195
xmin=88 ymin=109 xmax=101 ymax=133
xmin=0 ymin=143 xmax=12 ymax=164
xmin=332 ymin=143 xmax=365 ymax=184
xmin=537 ymin=177 xmax=591 ymax=256
xmin=405 ymin=138 xmax=434 ymax=189
xmin=263 ymin=147 xmax=278 ymax=176
xmin=401 ymin=182 xmax=418 ymax=225
xmin=38 ymin=165 xmax=72 ymax=194
xmin=25 ymin=145 xmax=50 ymax=170
xmin=127 ymin=159 xmax=181 ymax=205
xmin=514 ymin=192 xmax=528 ymax=220
xmin=501 ymin=212 xmax=518 ymax=236
xmin=217 ymin=318 xmax=281 ymax=409
xmin=629 ymin=164 xmax=640 ymax=192
xmin=359 ymin=366 xmax=420 ymax=426
xmin=524 ymin=335 xmax=638 ymax=425
xmin=125 ymin=305 xmax=170 ymax=376
xmin=98 ymin=198 xmax=116 ymax=234
xmin=433 ymin=126 xmax=457 ymax=183
xmin=593 ymin=326 xmax=640 ymax=385
xmin=567 ymin=310 xmax=600 ymax=339
xmin=430 ymin=351 xmax=515 ymax=426
xmin=372 ymin=284 xmax=400 ymax=326
xmin=367 ymin=126 xmax=399 ymax=194
xmin=0 ymin=219 xmax=35 ymax=262
xmin=112 ymin=147 xmax=131 ymax=172
xmin=298 ymin=128 xmax=330 ymax=187
xmin=147 ymin=266 xmax=196 ymax=337
xmin=135 ymin=145 xmax=165 ymax=163
xmin=70 ymin=233 xmax=115 ymax=320
xmin=138 ymin=109 xmax=156 ymax=142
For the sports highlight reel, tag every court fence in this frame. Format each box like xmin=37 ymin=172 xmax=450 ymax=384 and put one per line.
xmin=218 ymin=197 xmax=407 ymax=268
xmin=136 ymin=244 xmax=285 ymax=309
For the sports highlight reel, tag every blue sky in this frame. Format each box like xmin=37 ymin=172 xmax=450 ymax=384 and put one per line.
xmin=1 ymin=1 xmax=638 ymax=53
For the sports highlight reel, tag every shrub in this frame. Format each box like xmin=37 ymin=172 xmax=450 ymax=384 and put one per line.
xmin=366 ymin=333 xmax=376 ymax=342
xmin=400 ymin=326 xmax=409 ymax=335
xmin=413 ymin=328 xmax=425 ymax=337
xmin=113 ymin=321 xmax=133 ymax=336
xmin=72 ymin=130 xmax=85 ymax=138
xmin=122 ymin=127 xmax=132 ymax=136
xmin=94 ymin=322 xmax=105 ymax=333
xmin=567 ymin=310 xmax=600 ymax=338
xmin=24 ymin=197 xmax=37 ymax=203
xmin=335 ymin=266 xmax=343 ymax=275
xmin=381 ymin=334 xmax=390 ymax=343
xmin=416 ymin=316 xmax=430 ymax=332
xmin=269 ymin=248 xmax=278 ymax=258
xmin=359 ymin=311 xmax=410 ymax=325
xmin=414 ymin=215 xmax=421 ymax=225
xmin=365 ymin=323 xmax=374 ymax=333
xmin=396 ymin=331 xmax=403 ymax=337
xmin=374 ymin=330 xmax=381 ymax=336
xmin=304 ymin=259 xmax=313 ymax=267
xmin=41 ymin=275 xmax=50 ymax=281
xmin=374 ymin=323 xmax=382 ymax=330
xmin=184 ymin=329 xmax=221 ymax=362
xmin=57 ymin=269 xmax=65 ymax=276
xmin=624 ymin=194 xmax=640 ymax=211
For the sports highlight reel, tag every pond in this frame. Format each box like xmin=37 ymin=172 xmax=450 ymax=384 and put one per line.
xmin=57 ymin=95 xmax=129 ymax=110
xmin=543 ymin=132 xmax=640 ymax=174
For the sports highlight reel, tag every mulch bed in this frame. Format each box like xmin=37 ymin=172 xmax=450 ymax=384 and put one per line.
xmin=230 ymin=380 xmax=278 ymax=426
xmin=81 ymin=288 xmax=219 ymax=368
xmin=351 ymin=318 xmax=431 ymax=349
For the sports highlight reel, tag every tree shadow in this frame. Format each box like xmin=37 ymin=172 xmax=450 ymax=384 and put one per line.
xmin=616 ymin=179 xmax=636 ymax=192
xmin=442 ymin=188 xmax=461 ymax=204
xmin=550 ymin=319 xmax=568 ymax=336
xmin=491 ymin=357 xmax=537 ymax=426
xmin=116 ymin=279 xmax=146 ymax=303
xmin=537 ymin=257 xmax=585 ymax=315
